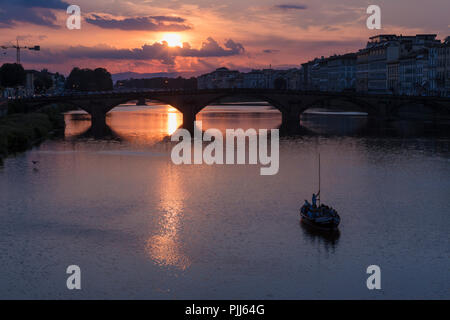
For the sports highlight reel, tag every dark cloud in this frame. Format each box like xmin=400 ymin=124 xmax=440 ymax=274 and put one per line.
xmin=0 ymin=0 xmax=69 ymax=28
xmin=321 ymin=26 xmax=340 ymax=32
xmin=275 ymin=4 xmax=308 ymax=10
xmin=263 ymin=49 xmax=280 ymax=54
xmin=21 ymin=38 xmax=245 ymax=65
xmin=16 ymin=34 xmax=48 ymax=41
xmin=85 ymin=15 xmax=191 ymax=31
xmin=0 ymin=0 xmax=68 ymax=9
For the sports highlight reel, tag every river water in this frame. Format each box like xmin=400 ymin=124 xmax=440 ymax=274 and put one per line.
xmin=0 ymin=103 xmax=449 ymax=299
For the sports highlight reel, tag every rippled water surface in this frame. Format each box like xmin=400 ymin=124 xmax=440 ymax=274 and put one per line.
xmin=0 ymin=104 xmax=449 ymax=299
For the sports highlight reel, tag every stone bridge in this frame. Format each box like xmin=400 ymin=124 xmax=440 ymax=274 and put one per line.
xmin=14 ymin=89 xmax=450 ymax=134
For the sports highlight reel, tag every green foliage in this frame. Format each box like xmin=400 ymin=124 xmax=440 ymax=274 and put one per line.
xmin=0 ymin=63 xmax=26 ymax=87
xmin=7 ymin=100 xmax=28 ymax=114
xmin=0 ymin=112 xmax=64 ymax=158
xmin=65 ymin=67 xmax=113 ymax=91
xmin=33 ymin=70 xmax=54 ymax=93
xmin=116 ymin=76 xmax=197 ymax=90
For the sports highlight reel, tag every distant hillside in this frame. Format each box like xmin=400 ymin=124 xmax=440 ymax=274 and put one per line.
xmin=112 ymin=72 xmax=179 ymax=82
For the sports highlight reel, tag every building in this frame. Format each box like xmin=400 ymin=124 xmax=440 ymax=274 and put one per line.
xmin=356 ymin=49 xmax=369 ymax=93
xmin=197 ymin=34 xmax=449 ymax=96
xmin=301 ymin=60 xmax=314 ymax=90
xmin=197 ymin=67 xmax=242 ymax=89
xmin=327 ymin=53 xmax=356 ymax=91
xmin=242 ymin=70 xmax=266 ymax=88
xmin=356 ymin=34 xmax=442 ymax=95
xmin=399 ymin=49 xmax=428 ymax=95
xmin=302 ymin=53 xmax=356 ymax=92
xmin=436 ymin=40 xmax=450 ymax=96
xmin=309 ymin=57 xmax=326 ymax=90
xmin=284 ymin=68 xmax=303 ymax=90
xmin=198 ymin=67 xmax=303 ymax=90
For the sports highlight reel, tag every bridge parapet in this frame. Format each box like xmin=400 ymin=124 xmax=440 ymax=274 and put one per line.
xmin=10 ymin=89 xmax=450 ymax=133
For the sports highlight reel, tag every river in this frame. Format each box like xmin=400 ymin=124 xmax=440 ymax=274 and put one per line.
xmin=0 ymin=103 xmax=449 ymax=299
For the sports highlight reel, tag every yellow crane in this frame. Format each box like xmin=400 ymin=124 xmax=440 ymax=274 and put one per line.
xmin=1 ymin=39 xmax=40 ymax=64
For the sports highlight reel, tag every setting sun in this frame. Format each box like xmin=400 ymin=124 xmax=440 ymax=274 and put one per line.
xmin=161 ymin=33 xmax=183 ymax=47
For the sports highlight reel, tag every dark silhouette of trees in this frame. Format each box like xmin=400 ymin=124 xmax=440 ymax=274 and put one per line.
xmin=116 ymin=76 xmax=197 ymax=90
xmin=65 ymin=67 xmax=113 ymax=91
xmin=0 ymin=63 xmax=26 ymax=87
xmin=33 ymin=69 xmax=53 ymax=93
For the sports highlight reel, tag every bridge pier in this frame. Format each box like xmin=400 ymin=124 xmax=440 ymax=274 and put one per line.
xmin=78 ymin=102 xmax=115 ymax=132
xmin=90 ymin=109 xmax=107 ymax=130
xmin=181 ymin=110 xmax=197 ymax=134
xmin=280 ymin=108 xmax=302 ymax=135
xmin=136 ymin=98 xmax=147 ymax=106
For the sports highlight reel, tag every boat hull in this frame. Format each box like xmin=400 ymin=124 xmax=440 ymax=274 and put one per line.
xmin=300 ymin=205 xmax=340 ymax=231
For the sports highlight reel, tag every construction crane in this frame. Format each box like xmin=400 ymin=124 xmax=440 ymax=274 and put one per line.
xmin=1 ymin=39 xmax=40 ymax=64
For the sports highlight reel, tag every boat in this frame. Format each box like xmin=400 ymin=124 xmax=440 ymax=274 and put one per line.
xmin=300 ymin=153 xmax=341 ymax=231
xmin=300 ymin=204 xmax=340 ymax=230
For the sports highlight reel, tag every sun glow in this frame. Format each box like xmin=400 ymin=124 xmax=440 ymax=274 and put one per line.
xmin=167 ymin=106 xmax=182 ymax=135
xmin=161 ymin=33 xmax=183 ymax=47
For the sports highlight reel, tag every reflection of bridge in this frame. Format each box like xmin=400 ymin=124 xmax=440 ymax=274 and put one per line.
xmin=15 ymin=89 xmax=450 ymax=133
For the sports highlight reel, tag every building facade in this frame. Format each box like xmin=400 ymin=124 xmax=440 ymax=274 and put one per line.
xmin=198 ymin=67 xmax=303 ymax=90
xmin=327 ymin=53 xmax=356 ymax=92
xmin=197 ymin=34 xmax=449 ymax=96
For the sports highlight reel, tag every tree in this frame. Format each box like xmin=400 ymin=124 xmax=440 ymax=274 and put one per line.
xmin=0 ymin=63 xmax=26 ymax=87
xmin=34 ymin=70 xmax=53 ymax=93
xmin=65 ymin=67 xmax=113 ymax=91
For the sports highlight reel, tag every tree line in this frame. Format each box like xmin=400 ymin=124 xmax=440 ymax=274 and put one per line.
xmin=1 ymin=63 xmax=199 ymax=93
xmin=116 ymin=77 xmax=197 ymax=90
xmin=65 ymin=67 xmax=113 ymax=91
xmin=0 ymin=63 xmax=61 ymax=93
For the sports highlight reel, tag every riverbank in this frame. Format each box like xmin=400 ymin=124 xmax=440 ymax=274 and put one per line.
xmin=0 ymin=107 xmax=65 ymax=161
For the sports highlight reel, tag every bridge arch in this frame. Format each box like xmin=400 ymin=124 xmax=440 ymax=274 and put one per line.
xmin=390 ymin=100 xmax=450 ymax=120
xmin=149 ymin=91 xmax=298 ymax=134
xmin=300 ymin=95 xmax=378 ymax=116
xmin=193 ymin=93 xmax=289 ymax=114
xmin=194 ymin=93 xmax=284 ymax=132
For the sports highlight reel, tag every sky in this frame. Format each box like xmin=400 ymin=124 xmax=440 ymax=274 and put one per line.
xmin=0 ymin=0 xmax=449 ymax=76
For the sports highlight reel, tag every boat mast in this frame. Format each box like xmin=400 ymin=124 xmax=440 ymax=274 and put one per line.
xmin=318 ymin=153 xmax=321 ymax=206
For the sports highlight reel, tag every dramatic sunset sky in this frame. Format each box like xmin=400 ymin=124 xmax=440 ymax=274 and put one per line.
xmin=0 ymin=0 xmax=449 ymax=77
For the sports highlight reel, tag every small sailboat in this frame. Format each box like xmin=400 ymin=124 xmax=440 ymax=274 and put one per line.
xmin=300 ymin=154 xmax=340 ymax=231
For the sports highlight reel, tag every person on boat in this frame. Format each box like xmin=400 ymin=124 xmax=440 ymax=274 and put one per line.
xmin=304 ymin=200 xmax=310 ymax=208
xmin=312 ymin=191 xmax=320 ymax=207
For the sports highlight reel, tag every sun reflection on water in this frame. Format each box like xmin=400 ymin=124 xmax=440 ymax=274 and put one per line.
xmin=146 ymin=166 xmax=190 ymax=270
xmin=167 ymin=108 xmax=180 ymax=135
xmin=64 ymin=105 xmax=183 ymax=143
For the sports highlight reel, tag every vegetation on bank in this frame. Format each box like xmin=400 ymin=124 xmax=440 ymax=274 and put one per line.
xmin=0 ymin=107 xmax=66 ymax=160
